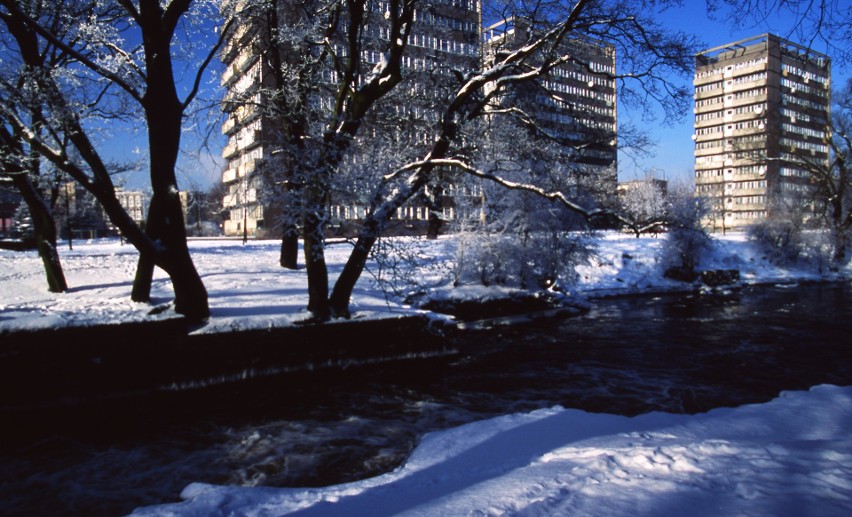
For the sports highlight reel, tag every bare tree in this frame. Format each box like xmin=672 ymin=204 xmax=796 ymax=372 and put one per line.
xmin=0 ymin=128 xmax=67 ymax=292
xmin=778 ymin=78 xmax=852 ymax=265
xmin=618 ymin=174 xmax=668 ymax=237
xmin=325 ymin=0 xmax=699 ymax=318
xmin=223 ymin=0 xmax=699 ymax=319
xmin=0 ymin=0 xmax=236 ymax=320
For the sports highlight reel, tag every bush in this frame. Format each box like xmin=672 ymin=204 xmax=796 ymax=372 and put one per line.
xmin=747 ymin=220 xmax=833 ymax=270
xmin=659 ymin=183 xmax=712 ymax=275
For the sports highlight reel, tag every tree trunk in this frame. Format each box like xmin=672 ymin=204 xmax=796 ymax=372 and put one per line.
xmin=426 ymin=184 xmax=444 ymax=240
xmin=130 ymin=194 xmax=161 ymax=302
xmin=137 ymin=20 xmax=209 ymax=319
xmin=280 ymin=230 xmax=299 ymax=269
xmin=330 ymin=222 xmax=378 ymax=317
xmin=11 ymin=171 xmax=67 ymax=293
xmin=303 ymin=188 xmax=330 ymax=320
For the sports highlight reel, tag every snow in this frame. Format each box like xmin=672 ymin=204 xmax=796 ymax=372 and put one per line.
xmin=131 ymin=384 xmax=852 ymax=517
xmin=1 ymin=232 xmax=834 ymax=334
xmin=2 ymin=232 xmax=851 ymax=516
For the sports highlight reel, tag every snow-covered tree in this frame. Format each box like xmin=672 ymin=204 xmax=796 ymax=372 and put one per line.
xmin=0 ymin=0 xmax=237 ymax=319
xmin=226 ymin=0 xmax=699 ymax=319
xmin=660 ymin=181 xmax=712 ymax=278
xmin=0 ymin=127 xmax=67 ymax=292
xmin=618 ymin=175 xmax=668 ymax=238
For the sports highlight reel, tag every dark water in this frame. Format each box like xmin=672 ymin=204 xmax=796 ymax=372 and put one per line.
xmin=2 ymin=282 xmax=851 ymax=516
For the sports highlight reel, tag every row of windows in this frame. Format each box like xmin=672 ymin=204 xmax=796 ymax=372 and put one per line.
xmin=732 ymin=210 xmax=766 ymax=220
xmin=782 ymin=123 xmax=827 ymax=140
xmin=695 ymin=67 xmax=724 ymax=80
xmin=696 ymin=154 xmax=726 ymax=165
xmin=734 ymin=87 xmax=766 ymax=100
xmin=696 ymin=111 xmax=724 ymax=123
xmin=696 ymin=125 xmax=723 ymax=136
xmin=734 ymin=102 xmax=766 ymax=115
xmin=736 ymin=165 xmax=766 ymax=176
xmin=696 ymin=169 xmax=723 ymax=179
xmin=696 ymin=148 xmax=770 ymax=166
xmin=729 ymin=179 xmax=767 ymax=190
xmin=416 ymin=11 xmax=479 ymax=34
xmin=733 ymin=118 xmax=765 ymax=131
xmin=696 ymin=140 xmax=722 ymax=150
xmin=733 ymin=71 xmax=767 ymax=85
xmin=781 ymin=78 xmax=828 ymax=98
xmin=780 ymin=138 xmax=828 ymax=154
xmin=589 ymin=61 xmax=615 ymax=74
xmin=780 ymin=167 xmax=810 ymax=178
xmin=781 ymin=183 xmax=812 ymax=193
xmin=696 ymin=81 xmax=722 ymax=93
xmin=732 ymin=195 xmax=766 ymax=205
xmin=782 ymin=94 xmax=829 ymax=112
xmin=731 ymin=56 xmax=768 ymax=71
xmin=430 ymin=0 xmax=478 ymax=10
xmin=695 ymin=96 xmax=724 ymax=108
xmin=541 ymin=80 xmax=615 ymax=103
xmin=729 ymin=134 xmax=766 ymax=146
xmin=781 ymin=63 xmax=829 ymax=85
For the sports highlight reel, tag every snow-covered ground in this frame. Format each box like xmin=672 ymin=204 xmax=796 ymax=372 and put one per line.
xmin=0 ymin=232 xmax=834 ymax=334
xmin=132 ymin=384 xmax=852 ymax=517
xmin=2 ymin=232 xmax=851 ymax=515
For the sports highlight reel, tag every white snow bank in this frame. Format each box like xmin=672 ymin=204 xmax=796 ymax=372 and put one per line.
xmin=1 ymin=232 xmax=843 ymax=334
xmin=131 ymin=384 xmax=852 ymax=516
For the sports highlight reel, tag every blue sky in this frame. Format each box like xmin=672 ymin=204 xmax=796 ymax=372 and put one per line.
xmin=618 ymin=2 xmax=851 ymax=186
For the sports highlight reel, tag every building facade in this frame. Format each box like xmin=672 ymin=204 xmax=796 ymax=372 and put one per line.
xmin=220 ymin=2 xmax=618 ymax=237
xmin=220 ymin=0 xmax=482 ymax=237
xmin=693 ymin=33 xmax=831 ymax=232
xmin=482 ymin=18 xmax=618 ymax=186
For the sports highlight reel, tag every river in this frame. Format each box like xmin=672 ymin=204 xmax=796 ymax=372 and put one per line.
xmin=1 ymin=282 xmax=851 ymax=516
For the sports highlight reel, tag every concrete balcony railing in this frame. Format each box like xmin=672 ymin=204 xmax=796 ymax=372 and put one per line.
xmin=728 ymin=79 xmax=765 ymax=94
xmin=222 ymin=143 xmax=238 ymax=160
xmin=220 ymin=64 xmax=238 ymax=86
xmin=222 ymin=168 xmax=237 ymax=184
xmin=221 ymin=117 xmax=236 ymax=135
xmin=694 ymin=88 xmax=724 ymax=101
xmin=238 ymin=158 xmax=263 ymax=177
xmin=223 ymin=193 xmax=238 ymax=208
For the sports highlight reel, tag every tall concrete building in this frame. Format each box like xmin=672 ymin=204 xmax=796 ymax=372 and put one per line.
xmin=219 ymin=0 xmax=482 ymax=237
xmin=481 ymin=18 xmax=618 ymax=196
xmin=220 ymin=3 xmax=617 ymax=237
xmin=693 ymin=34 xmax=831 ymax=232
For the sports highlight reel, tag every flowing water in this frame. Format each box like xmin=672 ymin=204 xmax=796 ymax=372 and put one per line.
xmin=2 ymin=282 xmax=851 ymax=516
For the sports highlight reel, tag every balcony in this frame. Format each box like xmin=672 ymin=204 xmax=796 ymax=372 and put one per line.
xmin=222 ymin=143 xmax=238 ymax=160
xmin=235 ymin=104 xmax=260 ymax=124
xmin=222 ymin=168 xmax=237 ymax=183
xmin=234 ymin=50 xmax=256 ymax=74
xmin=238 ymin=158 xmax=264 ymax=177
xmin=220 ymin=64 xmax=238 ymax=87
xmin=221 ymin=117 xmax=236 ymax=135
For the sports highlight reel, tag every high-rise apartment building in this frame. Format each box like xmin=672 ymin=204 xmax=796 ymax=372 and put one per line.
xmin=482 ymin=19 xmax=618 ymax=187
xmin=693 ymin=33 xmax=831 ymax=232
xmin=220 ymin=0 xmax=481 ymax=237
xmin=220 ymin=3 xmax=617 ymax=237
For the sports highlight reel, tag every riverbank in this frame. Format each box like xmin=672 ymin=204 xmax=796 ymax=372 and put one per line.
xmin=1 ymin=232 xmax=848 ymax=407
xmin=3 ymin=232 xmax=844 ymax=332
